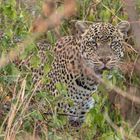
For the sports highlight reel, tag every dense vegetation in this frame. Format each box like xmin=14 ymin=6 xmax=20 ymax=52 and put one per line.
xmin=0 ymin=0 xmax=140 ymax=139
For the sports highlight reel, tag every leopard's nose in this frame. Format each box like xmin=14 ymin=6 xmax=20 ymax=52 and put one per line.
xmin=99 ymin=57 xmax=111 ymax=64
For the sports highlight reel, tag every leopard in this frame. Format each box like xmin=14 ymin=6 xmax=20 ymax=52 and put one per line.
xmin=13 ymin=21 xmax=130 ymax=127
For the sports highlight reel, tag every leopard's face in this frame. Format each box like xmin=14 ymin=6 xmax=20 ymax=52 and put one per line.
xmin=78 ymin=22 xmax=129 ymax=75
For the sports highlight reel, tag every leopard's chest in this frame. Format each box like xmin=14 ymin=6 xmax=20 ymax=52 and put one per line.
xmin=64 ymin=75 xmax=98 ymax=103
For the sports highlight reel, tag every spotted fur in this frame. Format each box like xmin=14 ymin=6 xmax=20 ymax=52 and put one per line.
xmin=14 ymin=21 xmax=130 ymax=126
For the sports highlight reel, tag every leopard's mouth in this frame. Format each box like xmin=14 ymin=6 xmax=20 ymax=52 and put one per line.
xmin=95 ymin=66 xmax=112 ymax=76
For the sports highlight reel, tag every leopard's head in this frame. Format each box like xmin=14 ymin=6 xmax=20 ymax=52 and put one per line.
xmin=76 ymin=21 xmax=130 ymax=74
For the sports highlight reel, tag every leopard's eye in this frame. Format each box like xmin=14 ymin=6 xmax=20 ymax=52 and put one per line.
xmin=86 ymin=37 xmax=97 ymax=48
xmin=88 ymin=37 xmax=96 ymax=43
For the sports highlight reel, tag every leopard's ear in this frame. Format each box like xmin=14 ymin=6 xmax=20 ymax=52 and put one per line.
xmin=75 ymin=21 xmax=88 ymax=34
xmin=116 ymin=21 xmax=130 ymax=38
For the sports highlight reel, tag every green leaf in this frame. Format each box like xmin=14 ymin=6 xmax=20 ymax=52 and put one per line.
xmin=31 ymin=111 xmax=43 ymax=121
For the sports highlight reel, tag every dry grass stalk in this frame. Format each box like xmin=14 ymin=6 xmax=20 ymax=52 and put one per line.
xmin=30 ymin=0 xmax=76 ymax=32
xmin=104 ymin=112 xmax=140 ymax=140
xmin=3 ymin=77 xmax=43 ymax=140
xmin=4 ymin=77 xmax=26 ymax=140
xmin=42 ymin=0 xmax=56 ymax=17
